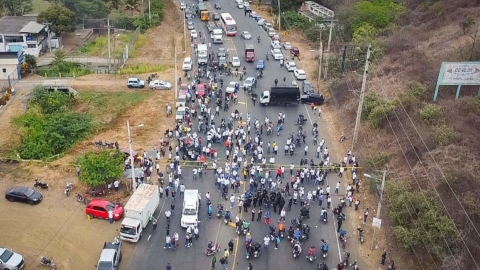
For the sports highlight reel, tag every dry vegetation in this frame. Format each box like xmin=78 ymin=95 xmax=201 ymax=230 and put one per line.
xmin=323 ymin=0 xmax=480 ymax=268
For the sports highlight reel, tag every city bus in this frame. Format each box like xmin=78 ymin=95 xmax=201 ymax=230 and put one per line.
xmin=198 ymin=3 xmax=210 ymax=21
xmin=220 ymin=13 xmax=237 ymax=36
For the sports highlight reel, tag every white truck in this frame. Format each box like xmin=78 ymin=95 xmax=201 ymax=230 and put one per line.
xmin=181 ymin=189 xmax=199 ymax=228
xmin=119 ymin=184 xmax=159 ymax=243
xmin=197 ymin=44 xmax=208 ymax=65
xmin=211 ymin=28 xmax=223 ymax=44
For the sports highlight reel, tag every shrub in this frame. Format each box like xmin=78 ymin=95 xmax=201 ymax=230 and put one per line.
xmin=29 ymin=86 xmax=74 ymax=114
xmin=368 ymin=100 xmax=397 ymax=128
xmin=37 ymin=60 xmax=91 ymax=77
xmin=433 ymin=125 xmax=454 ymax=146
xmin=119 ymin=63 xmax=169 ymax=74
xmin=362 ymin=92 xmax=382 ymax=119
xmin=349 ymin=0 xmax=405 ymax=32
xmin=365 ymin=152 xmax=389 ymax=171
xmin=78 ymin=150 xmax=124 ymax=187
xmin=420 ymin=104 xmax=442 ymax=123
xmin=24 ymin=54 xmax=37 ymax=68
xmin=399 ymin=81 xmax=426 ymax=107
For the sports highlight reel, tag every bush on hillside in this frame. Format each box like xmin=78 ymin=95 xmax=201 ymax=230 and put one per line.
xmin=78 ymin=150 xmax=124 ymax=187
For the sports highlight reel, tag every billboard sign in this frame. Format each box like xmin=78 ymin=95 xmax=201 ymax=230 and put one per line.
xmin=440 ymin=62 xmax=480 ymax=85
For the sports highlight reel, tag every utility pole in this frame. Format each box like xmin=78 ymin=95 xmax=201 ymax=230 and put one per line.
xmin=148 ymin=0 xmax=151 ymax=22
xmin=323 ymin=22 xmax=333 ymax=80
xmin=107 ymin=18 xmax=111 ymax=71
xmin=351 ymin=44 xmax=371 ymax=152
xmin=183 ymin=12 xmax=187 ymax=52
xmin=127 ymin=121 xmax=136 ymax=191
xmin=174 ymin=38 xmax=178 ymax=99
xmin=277 ymin=0 xmax=281 ymax=33
xmin=317 ymin=41 xmax=323 ymax=89
xmin=377 ymin=170 xmax=387 ymax=218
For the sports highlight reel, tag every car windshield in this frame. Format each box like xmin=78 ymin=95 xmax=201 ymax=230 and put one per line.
xmin=25 ymin=188 xmax=35 ymax=197
xmin=177 ymin=110 xmax=186 ymax=116
xmin=97 ymin=261 xmax=113 ymax=270
xmin=120 ymin=225 xmax=137 ymax=235
xmin=0 ymin=249 xmax=14 ymax=262
xmin=246 ymin=79 xmax=252 ymax=84
xmin=183 ymin=208 xmax=197 ymax=215
xmin=184 ymin=60 xmax=191 ymax=65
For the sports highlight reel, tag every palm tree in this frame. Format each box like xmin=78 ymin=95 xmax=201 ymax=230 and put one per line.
xmin=124 ymin=0 xmax=140 ymax=15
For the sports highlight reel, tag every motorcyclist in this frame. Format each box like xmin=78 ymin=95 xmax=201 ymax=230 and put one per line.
xmin=294 ymin=242 xmax=302 ymax=254
xmin=288 ymin=226 xmax=295 ymax=239
xmin=257 ymin=36 xmax=261 ymax=43
xmin=224 ymin=210 xmax=231 ymax=222
xmin=320 ymin=207 xmax=327 ymax=221
xmin=243 ymin=220 xmax=251 ymax=233
xmin=298 ymin=114 xmax=305 ymax=123
xmin=294 ymin=228 xmax=301 ymax=241
xmin=246 ymin=232 xmax=253 ymax=244
xmin=278 ymin=222 xmax=285 ymax=235
xmin=207 ymin=241 xmax=215 ymax=252
xmin=308 ymin=246 xmax=316 ymax=257
xmin=266 ymin=52 xmax=269 ymax=60
xmin=208 ymin=204 xmax=212 ymax=217
xmin=300 ymin=207 xmax=309 ymax=218
xmin=321 ymin=241 xmax=329 ymax=255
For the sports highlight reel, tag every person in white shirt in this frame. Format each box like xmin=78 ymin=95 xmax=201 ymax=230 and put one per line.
xmin=335 ymin=181 xmax=340 ymax=194
xmin=230 ymin=194 xmax=236 ymax=208
xmin=193 ymin=168 xmax=198 ymax=180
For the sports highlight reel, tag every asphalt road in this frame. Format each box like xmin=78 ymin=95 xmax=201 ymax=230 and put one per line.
xmin=125 ymin=1 xmax=363 ymax=270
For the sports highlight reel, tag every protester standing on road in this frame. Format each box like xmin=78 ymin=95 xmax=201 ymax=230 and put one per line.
xmin=211 ymin=256 xmax=216 ymax=269
xmin=274 ymin=79 xmax=278 ymax=86
xmin=166 ymin=263 xmax=172 ymax=270
xmin=114 ymin=179 xmax=119 ymax=192
xmin=224 ymin=249 xmax=229 ymax=263
xmin=364 ymin=208 xmax=369 ymax=224
xmin=251 ymin=208 xmax=256 ymax=221
xmin=228 ymin=239 xmax=234 ymax=253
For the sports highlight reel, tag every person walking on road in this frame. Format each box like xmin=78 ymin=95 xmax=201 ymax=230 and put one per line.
xmin=263 ymin=235 xmax=269 ymax=249
xmin=257 ymin=208 xmax=263 ymax=221
xmin=251 ymin=208 xmax=256 ymax=221
xmin=248 ymin=262 xmax=253 ymax=270
xmin=337 ymin=217 xmax=343 ymax=232
xmin=228 ymin=239 xmax=234 ymax=253
xmin=274 ymin=79 xmax=278 ymax=86
xmin=364 ymin=208 xmax=369 ymax=224
xmin=220 ymin=257 xmax=227 ymax=270
xmin=224 ymin=249 xmax=230 ymax=263
xmin=166 ymin=263 xmax=172 ymax=270
xmin=211 ymin=256 xmax=216 ymax=269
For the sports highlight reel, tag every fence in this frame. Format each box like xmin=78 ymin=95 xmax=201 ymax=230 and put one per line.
xmin=78 ymin=18 xmax=138 ymax=31
xmin=116 ymin=26 xmax=141 ymax=69
xmin=1 ymin=67 xmax=21 ymax=89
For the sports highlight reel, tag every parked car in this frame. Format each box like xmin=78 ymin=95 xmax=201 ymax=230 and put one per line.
xmin=272 ymin=34 xmax=280 ymax=42
xmin=95 ymin=238 xmax=122 ymax=270
xmin=213 ymin=13 xmax=220 ymax=20
xmin=271 ymin=40 xmax=281 ymax=49
xmin=291 ymin=47 xmax=300 ymax=57
xmin=257 ymin=19 xmax=265 ymax=26
xmin=250 ymin=11 xmax=258 ymax=18
xmin=214 ymin=3 xmax=221 ymax=9
xmin=243 ymin=77 xmax=256 ymax=89
xmin=149 ymin=80 xmax=172 ymax=90
xmin=283 ymin=42 xmax=292 ymax=50
xmin=285 ymin=61 xmax=297 ymax=72
xmin=245 ymin=7 xmax=252 ymax=13
xmin=300 ymin=93 xmax=324 ymax=105
xmin=0 ymin=247 xmax=25 ymax=270
xmin=226 ymin=81 xmax=239 ymax=93
xmin=256 ymin=60 xmax=265 ymax=70
xmin=271 ymin=48 xmax=283 ymax=60
xmin=237 ymin=2 xmax=244 ymax=8
xmin=187 ymin=19 xmax=194 ymax=30
xmin=127 ymin=77 xmax=145 ymax=88
xmin=185 ymin=9 xmax=192 ymax=18
xmin=180 ymin=2 xmax=186 ymax=9
xmin=254 ymin=15 xmax=262 ymax=22
xmin=182 ymin=57 xmax=192 ymax=71
xmin=176 ymin=107 xmax=190 ymax=122
xmin=230 ymin=57 xmax=241 ymax=67
xmin=294 ymin=69 xmax=307 ymax=80
xmin=190 ymin=30 xmax=197 ymax=39
xmin=243 ymin=2 xmax=250 ymax=8
xmin=241 ymin=31 xmax=252 ymax=40
xmin=5 ymin=186 xmax=42 ymax=205
xmin=302 ymin=80 xmax=314 ymax=94
xmin=263 ymin=22 xmax=272 ymax=31
xmin=86 ymin=199 xmax=124 ymax=221
xmin=176 ymin=94 xmax=187 ymax=108
xmin=267 ymin=28 xmax=276 ymax=37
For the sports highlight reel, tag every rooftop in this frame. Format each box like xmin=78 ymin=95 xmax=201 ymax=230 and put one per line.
xmin=0 ymin=15 xmax=44 ymax=34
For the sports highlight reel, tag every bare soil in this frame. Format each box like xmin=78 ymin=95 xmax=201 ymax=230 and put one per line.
xmin=0 ymin=0 xmax=182 ymax=268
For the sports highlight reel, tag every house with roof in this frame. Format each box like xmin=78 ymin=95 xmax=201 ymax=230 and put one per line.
xmin=0 ymin=15 xmax=56 ymax=57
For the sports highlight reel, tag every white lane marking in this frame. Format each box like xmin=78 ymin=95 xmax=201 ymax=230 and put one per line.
xmin=304 ymin=104 xmax=313 ymax=125
xmin=148 ymin=235 xmax=152 ymax=241
xmin=333 ymin=219 xmax=343 ymax=263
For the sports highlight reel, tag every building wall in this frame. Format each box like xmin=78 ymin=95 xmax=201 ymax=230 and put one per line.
xmin=0 ymin=60 xmax=19 ymax=80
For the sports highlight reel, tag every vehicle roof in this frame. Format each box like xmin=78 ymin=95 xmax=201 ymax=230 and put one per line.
xmin=88 ymin=199 xmax=111 ymax=207
xmin=8 ymin=186 xmax=28 ymax=193
xmin=99 ymin=248 xmax=116 ymax=262
xmin=122 ymin=217 xmax=141 ymax=227
xmin=124 ymin=184 xmax=157 ymax=212
xmin=151 ymin=80 xmax=166 ymax=84
xmin=296 ymin=69 xmax=305 ymax=73
xmin=184 ymin=57 xmax=191 ymax=61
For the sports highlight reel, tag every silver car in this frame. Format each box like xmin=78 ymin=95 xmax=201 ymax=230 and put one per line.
xmin=241 ymin=31 xmax=252 ymax=40
xmin=187 ymin=19 xmax=194 ymax=30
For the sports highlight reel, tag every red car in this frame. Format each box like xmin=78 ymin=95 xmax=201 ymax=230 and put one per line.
xmin=85 ymin=199 xmax=123 ymax=221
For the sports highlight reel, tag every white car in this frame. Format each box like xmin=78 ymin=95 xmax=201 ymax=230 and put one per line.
xmin=237 ymin=2 xmax=244 ymax=8
xmin=258 ymin=19 xmax=265 ymax=26
xmin=230 ymin=57 xmax=241 ymax=67
xmin=149 ymin=80 xmax=172 ymax=90
xmin=250 ymin=11 xmax=257 ymax=18
xmin=180 ymin=2 xmax=186 ymax=10
xmin=0 ymin=247 xmax=25 ymax=270
xmin=243 ymin=77 xmax=256 ymax=89
xmin=226 ymin=81 xmax=239 ymax=93
xmin=182 ymin=57 xmax=192 ymax=71
xmin=241 ymin=31 xmax=252 ymax=40
xmin=285 ymin=61 xmax=297 ymax=72
xmin=271 ymin=48 xmax=283 ymax=60
xmin=190 ymin=30 xmax=197 ymax=39
xmin=294 ymin=69 xmax=307 ymax=80
xmin=267 ymin=28 xmax=276 ymax=37
xmin=283 ymin=42 xmax=292 ymax=50
xmin=271 ymin=40 xmax=281 ymax=49
xmin=243 ymin=2 xmax=250 ymax=7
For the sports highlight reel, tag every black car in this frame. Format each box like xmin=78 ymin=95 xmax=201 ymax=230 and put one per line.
xmin=214 ymin=3 xmax=221 ymax=9
xmin=5 ymin=186 xmax=43 ymax=205
xmin=300 ymin=93 xmax=325 ymax=105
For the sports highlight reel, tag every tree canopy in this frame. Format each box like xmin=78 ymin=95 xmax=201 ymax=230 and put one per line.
xmin=78 ymin=150 xmax=125 ymax=187
xmin=349 ymin=0 xmax=405 ymax=32
xmin=38 ymin=4 xmax=76 ymax=35
xmin=0 ymin=0 xmax=32 ymax=16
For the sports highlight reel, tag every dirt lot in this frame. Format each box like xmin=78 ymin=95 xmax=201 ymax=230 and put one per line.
xmin=0 ymin=0 xmax=183 ymax=268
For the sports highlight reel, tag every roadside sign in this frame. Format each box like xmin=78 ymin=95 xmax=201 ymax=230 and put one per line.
xmin=372 ymin=217 xmax=382 ymax=228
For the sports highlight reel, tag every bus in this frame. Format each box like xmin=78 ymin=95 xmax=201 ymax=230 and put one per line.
xmin=220 ymin=13 xmax=237 ymax=36
xmin=198 ymin=3 xmax=210 ymax=21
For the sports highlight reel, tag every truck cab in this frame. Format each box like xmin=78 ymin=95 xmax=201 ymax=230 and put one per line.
xmin=119 ymin=218 xmax=143 ymax=242
xmin=96 ymin=238 xmax=122 ymax=270
xmin=245 ymin=44 xmax=255 ymax=62
xmin=211 ymin=28 xmax=223 ymax=44
xmin=260 ymin=91 xmax=270 ymax=105
xmin=181 ymin=189 xmax=199 ymax=228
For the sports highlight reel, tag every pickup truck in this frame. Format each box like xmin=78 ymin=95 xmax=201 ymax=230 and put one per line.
xmin=96 ymin=238 xmax=122 ymax=270
xmin=127 ymin=78 xmax=145 ymax=88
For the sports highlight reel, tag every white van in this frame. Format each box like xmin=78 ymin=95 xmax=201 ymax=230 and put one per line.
xmin=181 ymin=189 xmax=199 ymax=228
xmin=176 ymin=94 xmax=187 ymax=108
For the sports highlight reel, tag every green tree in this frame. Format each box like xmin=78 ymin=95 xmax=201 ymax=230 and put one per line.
xmin=78 ymin=150 xmax=124 ymax=187
xmin=38 ymin=4 xmax=76 ymax=35
xmin=0 ymin=0 xmax=32 ymax=15
xmin=109 ymin=0 xmax=121 ymax=9
xmin=47 ymin=0 xmax=109 ymax=18
xmin=349 ymin=0 xmax=405 ymax=32
xmin=52 ymin=50 xmax=66 ymax=65
xmin=30 ymin=85 xmax=74 ymax=114
xmin=124 ymin=0 xmax=140 ymax=15
xmin=24 ymin=54 xmax=37 ymax=68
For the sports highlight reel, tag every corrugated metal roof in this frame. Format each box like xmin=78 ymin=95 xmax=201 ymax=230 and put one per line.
xmin=19 ymin=21 xmax=45 ymax=34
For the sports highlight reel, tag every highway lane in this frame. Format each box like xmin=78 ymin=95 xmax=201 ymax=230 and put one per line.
xmin=125 ymin=1 xmax=360 ymax=269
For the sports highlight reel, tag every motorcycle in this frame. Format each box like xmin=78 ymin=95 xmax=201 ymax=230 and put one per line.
xmin=294 ymin=118 xmax=307 ymax=125
xmin=321 ymin=239 xmax=328 ymax=259
xmin=64 ymin=183 xmax=73 ymax=197
xmin=40 ymin=256 xmax=57 ymax=270
xmin=351 ymin=260 xmax=359 ymax=270
xmin=279 ymin=230 xmax=285 ymax=238
xmin=293 ymin=249 xmax=301 ymax=259
xmin=357 ymin=227 xmax=364 ymax=244
xmin=89 ymin=188 xmax=105 ymax=197
xmin=205 ymin=244 xmax=220 ymax=256
xmin=343 ymin=251 xmax=350 ymax=267
xmin=306 ymin=254 xmax=316 ymax=262
xmin=317 ymin=262 xmax=328 ymax=270
xmin=216 ymin=209 xmax=223 ymax=218
xmin=76 ymin=193 xmax=88 ymax=205
xmin=34 ymin=179 xmax=48 ymax=189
